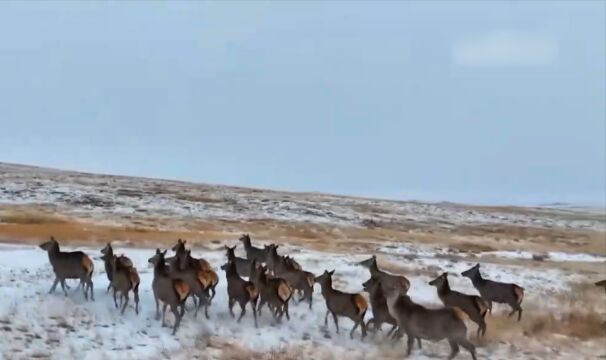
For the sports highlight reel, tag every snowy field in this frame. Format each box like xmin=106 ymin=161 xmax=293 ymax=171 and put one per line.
xmin=0 ymin=242 xmax=604 ymax=360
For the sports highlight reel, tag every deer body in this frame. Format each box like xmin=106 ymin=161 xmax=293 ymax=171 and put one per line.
xmin=239 ymin=234 xmax=268 ymax=263
xmin=221 ymin=260 xmax=259 ymax=327
xmin=359 ymin=256 xmax=410 ymax=294
xmin=109 ymin=255 xmax=140 ymax=315
xmin=39 ymin=237 xmax=94 ymax=301
xmin=266 ymin=245 xmax=314 ymax=309
xmin=225 ymin=245 xmax=253 ymax=278
xmin=315 ymin=270 xmax=367 ymax=339
xmin=430 ymin=273 xmax=487 ymax=337
xmin=250 ymin=261 xmax=292 ymax=321
xmin=461 ymin=264 xmax=524 ymax=321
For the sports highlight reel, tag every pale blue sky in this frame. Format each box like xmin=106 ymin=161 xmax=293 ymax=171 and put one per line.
xmin=0 ymin=1 xmax=604 ymax=206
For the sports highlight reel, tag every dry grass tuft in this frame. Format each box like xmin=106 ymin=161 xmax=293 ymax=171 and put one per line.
xmin=0 ymin=209 xmax=68 ymax=225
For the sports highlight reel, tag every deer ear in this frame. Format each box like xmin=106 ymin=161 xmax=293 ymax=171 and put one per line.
xmin=329 ymin=270 xmax=335 ymax=275
xmin=156 ymin=248 xmax=161 ymax=254
xmin=231 ymin=245 xmax=237 ymax=250
xmin=224 ymin=245 xmax=229 ymax=250
xmin=372 ymin=255 xmax=376 ymax=259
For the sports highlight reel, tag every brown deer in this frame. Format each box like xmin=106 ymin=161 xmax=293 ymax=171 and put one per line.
xmin=108 ymin=254 xmax=140 ymax=315
xmin=224 ymin=245 xmax=253 ymax=278
xmin=148 ymin=249 xmax=190 ymax=334
xmin=177 ymin=249 xmax=219 ymax=303
xmin=315 ymin=270 xmax=368 ymax=339
xmin=100 ymin=242 xmax=134 ymax=293
xmin=461 ymin=263 xmax=524 ymax=321
xmin=167 ymin=255 xmax=212 ymax=319
xmin=238 ymin=234 xmax=268 ymax=263
xmin=39 ymin=236 xmax=94 ymax=301
xmin=358 ymin=255 xmax=410 ymax=294
xmin=250 ymin=260 xmax=292 ymax=322
xmin=429 ymin=272 xmax=488 ymax=337
xmin=220 ymin=260 xmax=259 ymax=327
xmin=595 ymin=279 xmax=606 ymax=293
xmin=383 ymin=283 xmax=477 ymax=360
xmin=171 ymin=239 xmax=212 ymax=271
xmin=266 ymin=244 xmax=315 ymax=309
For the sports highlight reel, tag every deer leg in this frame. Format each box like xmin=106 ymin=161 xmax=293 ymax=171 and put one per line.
xmin=324 ymin=309 xmax=330 ymax=326
xmin=228 ymin=297 xmax=235 ymax=318
xmin=134 ymin=286 xmax=140 ymax=315
xmin=154 ymin=295 xmax=160 ymax=320
xmin=350 ymin=320 xmax=360 ymax=339
xmin=284 ymin=300 xmax=290 ymax=321
xmin=49 ymin=277 xmax=60 ymax=294
xmin=237 ymin=301 xmax=247 ymax=323
xmin=113 ymin=288 xmax=119 ymax=308
xmin=478 ymin=318 xmax=487 ymax=337
xmin=459 ymin=339 xmax=477 ymax=360
xmin=517 ymin=306 xmax=523 ymax=322
xmin=257 ymin=297 xmax=266 ymax=316
xmin=121 ymin=292 xmax=129 ymax=315
xmin=251 ymin=299 xmax=258 ymax=328
xmin=448 ymin=340 xmax=460 ymax=360
xmin=171 ymin=304 xmax=181 ymax=335
xmin=331 ymin=311 xmax=339 ymax=334
xmin=417 ymin=337 xmax=422 ymax=349
xmin=487 ymin=301 xmax=493 ymax=314
xmin=194 ymin=294 xmax=202 ymax=318
xmin=89 ymin=279 xmax=94 ymax=301
xmin=406 ymin=334 xmax=414 ymax=356
xmin=106 ymin=283 xmax=112 ymax=294
xmin=161 ymin=303 xmax=168 ymax=327
xmin=386 ymin=324 xmax=397 ymax=338
xmin=60 ymin=279 xmax=69 ymax=296
xmin=210 ymin=286 xmax=216 ymax=303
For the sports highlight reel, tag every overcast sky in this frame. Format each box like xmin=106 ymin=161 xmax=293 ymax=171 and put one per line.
xmin=0 ymin=1 xmax=604 ymax=206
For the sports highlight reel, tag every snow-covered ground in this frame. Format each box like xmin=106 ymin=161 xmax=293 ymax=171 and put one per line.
xmin=1 ymin=162 xmax=604 ymax=231
xmin=0 ymin=242 xmax=603 ymax=360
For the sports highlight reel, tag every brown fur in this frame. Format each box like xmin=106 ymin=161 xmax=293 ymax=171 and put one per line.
xmin=128 ymin=269 xmax=140 ymax=289
xmin=452 ymin=307 xmax=469 ymax=322
xmin=306 ymin=274 xmax=315 ymax=288
xmin=353 ymin=294 xmax=368 ymax=315
xmin=475 ymin=297 xmax=488 ymax=315
xmin=197 ymin=270 xmax=213 ymax=288
xmin=174 ymin=280 xmax=190 ymax=301
xmin=82 ymin=256 xmax=94 ymax=275
xmin=246 ymin=284 xmax=259 ymax=300
xmin=278 ymin=281 xmax=292 ymax=302
xmin=513 ymin=285 xmax=524 ymax=304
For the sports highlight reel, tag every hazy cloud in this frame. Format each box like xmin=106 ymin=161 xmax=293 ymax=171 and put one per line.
xmin=452 ymin=31 xmax=558 ymax=66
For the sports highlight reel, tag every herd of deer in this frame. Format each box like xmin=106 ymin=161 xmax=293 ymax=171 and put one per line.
xmin=37 ymin=234 xmax=606 ymax=360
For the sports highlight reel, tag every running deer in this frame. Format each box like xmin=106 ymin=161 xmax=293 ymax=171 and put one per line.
xmin=362 ymin=277 xmax=423 ymax=346
xmin=224 ymin=245 xmax=253 ymax=277
xmin=171 ymin=239 xmax=212 ymax=271
xmin=238 ymin=234 xmax=268 ymax=263
xmin=250 ymin=260 xmax=292 ymax=322
xmin=383 ymin=283 xmax=477 ymax=360
xmin=358 ymin=255 xmax=410 ymax=294
xmin=148 ymin=249 xmax=190 ymax=335
xmin=315 ymin=270 xmax=367 ymax=339
xmin=266 ymin=244 xmax=315 ymax=309
xmin=100 ymin=242 xmax=134 ymax=293
xmin=429 ymin=272 xmax=488 ymax=337
xmin=220 ymin=260 xmax=259 ymax=327
xmin=167 ymin=254 xmax=212 ymax=319
xmin=108 ymin=254 xmax=140 ymax=315
xmin=39 ymin=236 xmax=94 ymax=301
xmin=177 ymin=249 xmax=219 ymax=303
xmin=461 ymin=263 xmax=524 ymax=321
xmin=595 ymin=280 xmax=606 ymax=293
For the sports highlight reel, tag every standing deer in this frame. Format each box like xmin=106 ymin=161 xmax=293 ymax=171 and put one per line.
xmin=250 ymin=260 xmax=292 ymax=322
xmin=383 ymin=283 xmax=477 ymax=360
xmin=171 ymin=239 xmax=212 ymax=271
xmin=238 ymin=234 xmax=268 ymax=263
xmin=108 ymin=254 xmax=140 ymax=315
xmin=429 ymin=272 xmax=488 ymax=337
xmin=315 ymin=270 xmax=367 ymax=339
xmin=358 ymin=255 xmax=410 ymax=294
xmin=39 ymin=236 xmax=94 ymax=301
xmin=220 ymin=260 xmax=259 ymax=327
xmin=266 ymin=244 xmax=315 ymax=309
xmin=100 ymin=242 xmax=134 ymax=293
xmin=148 ymin=249 xmax=190 ymax=334
xmin=461 ymin=263 xmax=524 ymax=321
xmin=177 ymin=249 xmax=219 ymax=304
xmin=167 ymin=254 xmax=212 ymax=319
xmin=224 ymin=245 xmax=253 ymax=277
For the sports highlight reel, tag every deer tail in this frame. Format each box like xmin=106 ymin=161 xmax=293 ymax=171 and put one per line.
xmin=513 ymin=285 xmax=524 ymax=305
xmin=197 ymin=270 xmax=212 ymax=288
xmin=352 ymin=294 xmax=368 ymax=316
xmin=129 ymin=269 xmax=140 ymax=289
xmin=81 ymin=255 xmax=94 ymax=277
xmin=278 ymin=281 xmax=292 ymax=302
xmin=174 ymin=280 xmax=190 ymax=301
xmin=306 ymin=273 xmax=315 ymax=288
xmin=452 ymin=306 xmax=469 ymax=322
xmin=245 ymin=284 xmax=259 ymax=301
xmin=209 ymin=270 xmax=219 ymax=287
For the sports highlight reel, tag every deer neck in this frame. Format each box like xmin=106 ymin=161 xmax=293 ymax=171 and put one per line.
xmin=470 ymin=272 xmax=485 ymax=286
xmin=437 ymin=280 xmax=451 ymax=296
xmin=369 ymin=261 xmax=381 ymax=275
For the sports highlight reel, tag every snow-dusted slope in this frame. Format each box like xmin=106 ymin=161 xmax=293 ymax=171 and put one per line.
xmin=1 ymin=163 xmax=603 ymax=231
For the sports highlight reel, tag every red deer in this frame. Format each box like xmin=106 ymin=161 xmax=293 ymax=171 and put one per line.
xmin=358 ymin=255 xmax=410 ymax=294
xmin=383 ymin=283 xmax=477 ymax=360
xmin=461 ymin=263 xmax=524 ymax=321
xmin=148 ymin=249 xmax=190 ymax=334
xmin=170 ymin=239 xmax=212 ymax=271
xmin=315 ymin=270 xmax=367 ymax=339
xmin=39 ymin=236 xmax=94 ymax=301
xmin=108 ymin=254 xmax=140 ymax=315
xmin=429 ymin=272 xmax=488 ymax=337
xmin=238 ymin=234 xmax=268 ymax=263
xmin=177 ymin=249 xmax=219 ymax=304
xmin=100 ymin=242 xmax=134 ymax=293
xmin=266 ymin=244 xmax=314 ymax=309
xmin=220 ymin=260 xmax=259 ymax=327
xmin=250 ymin=260 xmax=292 ymax=322
xmin=167 ymin=255 xmax=212 ymax=319
xmin=224 ymin=245 xmax=253 ymax=278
